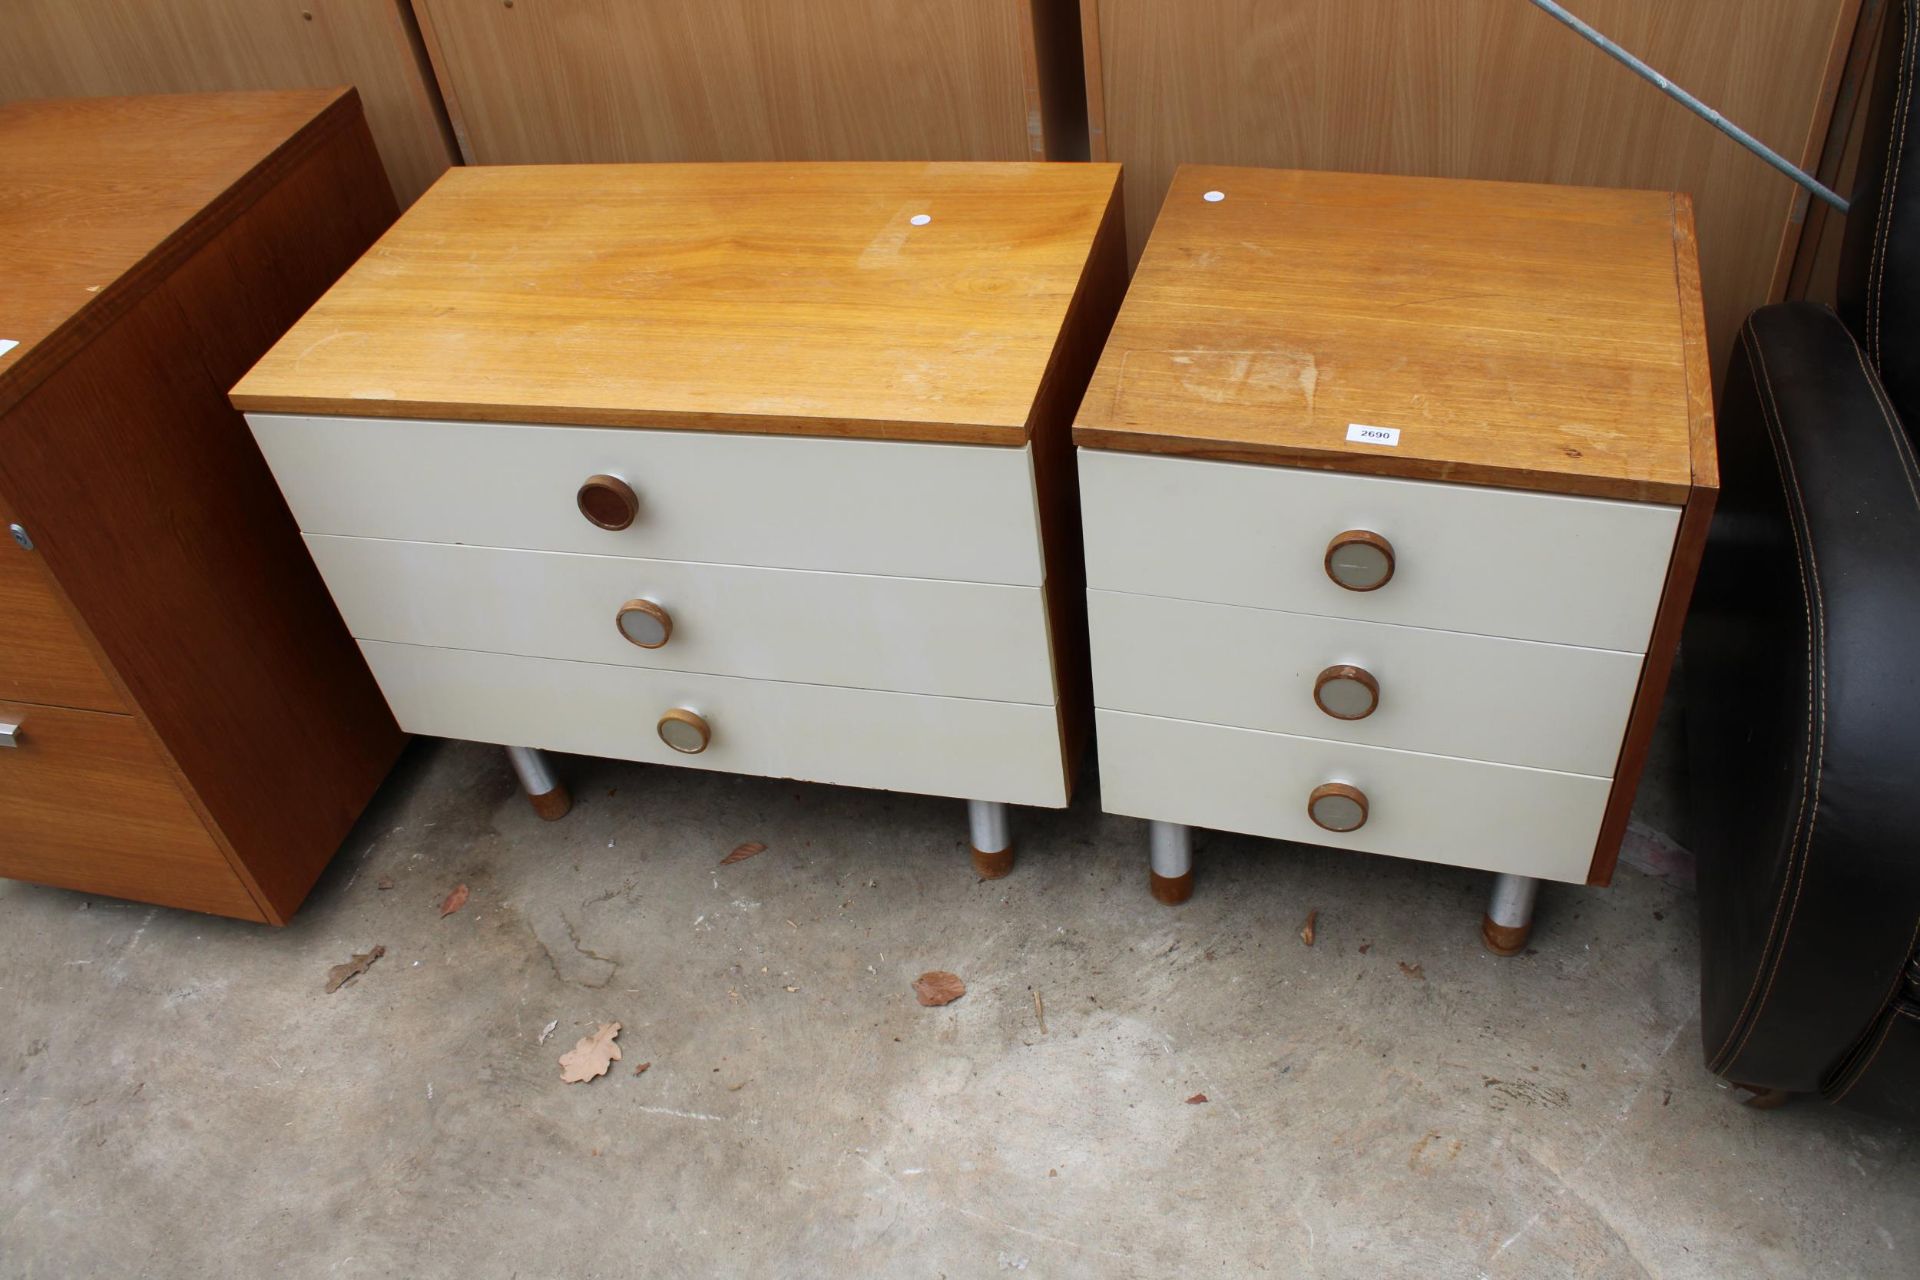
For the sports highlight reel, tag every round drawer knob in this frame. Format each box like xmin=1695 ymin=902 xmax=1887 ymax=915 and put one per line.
xmin=1313 ymin=664 xmax=1379 ymax=720
xmin=1324 ymin=530 xmax=1395 ymax=591
xmin=616 ymin=598 xmax=672 ymax=649
xmin=578 ymin=474 xmax=638 ymax=531
xmin=1308 ymin=782 xmax=1369 ymax=833
xmin=657 ymin=707 xmax=711 ymax=754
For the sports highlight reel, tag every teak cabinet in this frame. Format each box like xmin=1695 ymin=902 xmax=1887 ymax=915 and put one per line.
xmin=1074 ymin=166 xmax=1717 ymax=951
xmin=0 ymin=91 xmax=406 ymax=923
xmin=233 ymin=162 xmax=1125 ymax=877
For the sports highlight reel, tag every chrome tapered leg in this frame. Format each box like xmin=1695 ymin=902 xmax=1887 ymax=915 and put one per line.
xmin=506 ymin=745 xmax=571 ymax=821
xmin=1149 ymin=820 xmax=1194 ymax=904
xmin=1482 ymin=873 xmax=1539 ymax=955
xmin=968 ymin=799 xmax=1014 ymax=879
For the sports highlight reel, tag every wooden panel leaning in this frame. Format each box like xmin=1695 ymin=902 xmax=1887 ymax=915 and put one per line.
xmin=234 ymin=161 xmax=1126 ymax=880
xmin=0 ymin=1 xmax=456 ymax=206
xmin=411 ymin=0 xmax=1088 ymax=164
xmin=1075 ymin=165 xmax=1717 ymax=950
xmin=0 ymin=91 xmax=408 ymax=923
xmin=1080 ymin=0 xmax=1861 ymax=384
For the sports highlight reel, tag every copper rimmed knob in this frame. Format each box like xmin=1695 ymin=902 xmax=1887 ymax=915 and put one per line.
xmin=1324 ymin=530 xmax=1394 ymax=591
xmin=657 ymin=708 xmax=711 ymax=754
xmin=1313 ymin=664 xmax=1379 ymax=720
xmin=1308 ymin=782 xmax=1368 ymax=833
xmin=577 ymin=474 xmax=638 ymax=531
xmin=616 ymin=598 xmax=672 ymax=649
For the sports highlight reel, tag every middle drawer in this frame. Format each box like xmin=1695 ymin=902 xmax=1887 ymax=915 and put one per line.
xmin=306 ymin=535 xmax=1057 ymax=704
xmin=1088 ymin=590 xmax=1641 ymax=776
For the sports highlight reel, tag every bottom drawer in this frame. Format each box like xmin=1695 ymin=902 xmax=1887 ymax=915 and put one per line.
xmin=364 ymin=641 xmax=1069 ymax=807
xmin=1095 ymin=709 xmax=1610 ymax=883
xmin=0 ymin=701 xmax=263 ymax=921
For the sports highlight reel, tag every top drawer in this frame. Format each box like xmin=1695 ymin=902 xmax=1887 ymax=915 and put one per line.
xmin=1079 ymin=450 xmax=1679 ymax=651
xmin=0 ymin=495 xmax=124 ymax=713
xmin=246 ymin=415 xmax=1045 ymax=586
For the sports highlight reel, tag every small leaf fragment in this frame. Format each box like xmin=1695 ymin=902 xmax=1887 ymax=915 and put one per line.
xmin=633 ymin=1061 xmax=651 ymax=1076
xmin=560 ymin=1022 xmax=622 ymax=1083
xmin=1398 ymin=961 xmax=1425 ymax=981
xmin=1186 ymin=1093 xmax=1209 ymax=1105
xmin=913 ymin=971 xmax=966 ymax=1007
xmin=719 ymin=841 xmax=768 ymax=865
xmin=439 ymin=883 xmax=470 ymax=917
xmin=376 ymin=876 xmax=394 ymax=891
xmin=1300 ymin=909 xmax=1318 ymax=947
xmin=325 ymin=945 xmax=386 ymax=993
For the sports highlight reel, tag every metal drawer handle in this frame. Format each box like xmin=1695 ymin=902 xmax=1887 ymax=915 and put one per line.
xmin=578 ymin=473 xmax=639 ymax=531
xmin=1324 ymin=530 xmax=1395 ymax=591
xmin=616 ymin=598 xmax=672 ymax=649
xmin=657 ymin=707 xmax=711 ymax=754
xmin=0 ymin=719 xmax=21 ymax=748
xmin=1313 ymin=665 xmax=1379 ymax=720
xmin=1308 ymin=782 xmax=1368 ymax=833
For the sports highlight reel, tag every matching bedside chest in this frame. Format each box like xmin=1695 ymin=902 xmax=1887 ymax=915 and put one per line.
xmin=233 ymin=162 xmax=1125 ymax=877
xmin=0 ymin=91 xmax=405 ymax=922
xmin=1073 ymin=166 xmax=1718 ymax=951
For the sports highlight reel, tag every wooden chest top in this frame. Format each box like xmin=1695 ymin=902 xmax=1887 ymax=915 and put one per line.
xmin=0 ymin=89 xmax=356 ymax=416
xmin=1073 ymin=165 xmax=1714 ymax=504
xmin=233 ymin=162 xmax=1124 ymax=446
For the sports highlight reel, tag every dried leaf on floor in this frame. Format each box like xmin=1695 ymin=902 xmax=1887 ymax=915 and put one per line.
xmin=719 ymin=841 xmax=768 ymax=865
xmin=560 ymin=1022 xmax=622 ymax=1083
xmin=1358 ymin=943 xmax=1372 ymax=955
xmin=1300 ymin=909 xmax=1318 ymax=947
xmin=1186 ymin=1093 xmax=1209 ymax=1105
xmin=913 ymin=971 xmax=966 ymax=1007
xmin=633 ymin=1061 xmax=651 ymax=1077
xmin=1398 ymin=961 xmax=1425 ymax=981
xmin=376 ymin=876 xmax=394 ymax=891
xmin=439 ymin=883 xmax=470 ymax=917
xmin=325 ymin=945 xmax=386 ymax=994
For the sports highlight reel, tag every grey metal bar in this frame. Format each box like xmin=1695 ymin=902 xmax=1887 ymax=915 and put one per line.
xmin=1529 ymin=0 xmax=1850 ymax=213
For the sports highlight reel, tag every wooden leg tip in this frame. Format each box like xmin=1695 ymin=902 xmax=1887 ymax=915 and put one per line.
xmin=1150 ymin=870 xmax=1194 ymax=904
xmin=1481 ymin=914 xmax=1530 ymax=956
xmin=972 ymin=845 xmax=1015 ymax=879
xmin=527 ymin=784 xmax=572 ymax=822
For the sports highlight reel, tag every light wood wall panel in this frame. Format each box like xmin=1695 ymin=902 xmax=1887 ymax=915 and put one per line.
xmin=1083 ymin=0 xmax=1861 ymax=382
xmin=0 ymin=1 xmax=455 ymax=205
xmin=410 ymin=0 xmax=1086 ymax=164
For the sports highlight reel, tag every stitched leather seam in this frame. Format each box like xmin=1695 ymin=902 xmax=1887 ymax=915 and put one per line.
xmin=1849 ymin=325 xmax=1920 ymax=516
xmin=1871 ymin=4 xmax=1917 ymax=364
xmin=1830 ymin=1004 xmax=1904 ymax=1103
xmin=1710 ymin=324 xmax=1828 ymax=1073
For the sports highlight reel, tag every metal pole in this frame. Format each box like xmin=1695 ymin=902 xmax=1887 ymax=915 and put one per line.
xmin=1528 ymin=0 xmax=1850 ymax=213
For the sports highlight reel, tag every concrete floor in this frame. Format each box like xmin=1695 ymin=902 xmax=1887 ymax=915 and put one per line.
xmin=3 ymin=695 xmax=1916 ymax=1278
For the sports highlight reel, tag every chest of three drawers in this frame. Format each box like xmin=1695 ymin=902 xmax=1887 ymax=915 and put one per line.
xmin=234 ymin=162 xmax=1127 ymax=877
xmin=1074 ymin=165 xmax=1719 ymax=951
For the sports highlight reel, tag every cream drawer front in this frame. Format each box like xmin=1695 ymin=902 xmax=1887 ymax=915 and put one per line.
xmin=362 ymin=642 xmax=1069 ymax=808
xmin=308 ymin=536 xmax=1056 ymax=704
xmin=1079 ymin=450 xmax=1679 ymax=651
xmin=1087 ymin=591 xmax=1641 ymax=776
xmin=248 ymin=414 xmax=1044 ymax=585
xmin=1095 ymin=710 xmax=1608 ymax=883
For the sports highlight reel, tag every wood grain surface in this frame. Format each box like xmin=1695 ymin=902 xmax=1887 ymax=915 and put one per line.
xmin=1073 ymin=165 xmax=1706 ymax=502
xmin=0 ymin=494 xmax=124 ymax=714
xmin=1081 ymin=0 xmax=1860 ymax=383
xmin=0 ymin=699 xmax=261 ymax=922
xmin=0 ymin=0 xmax=453 ymax=204
xmin=0 ymin=89 xmax=361 ymax=415
xmin=409 ymin=0 xmax=1079 ymax=164
xmin=233 ymin=162 xmax=1125 ymax=443
xmin=0 ymin=92 xmax=406 ymax=923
